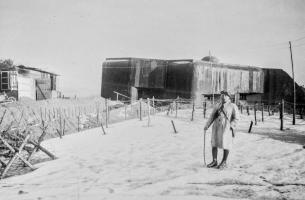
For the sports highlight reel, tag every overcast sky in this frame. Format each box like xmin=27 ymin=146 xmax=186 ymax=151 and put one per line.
xmin=0 ymin=0 xmax=304 ymax=97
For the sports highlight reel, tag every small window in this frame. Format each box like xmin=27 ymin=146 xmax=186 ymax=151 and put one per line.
xmin=1 ymin=71 xmax=10 ymax=90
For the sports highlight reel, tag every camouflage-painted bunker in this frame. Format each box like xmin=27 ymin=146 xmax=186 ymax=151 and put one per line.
xmin=101 ymin=57 xmax=305 ymax=104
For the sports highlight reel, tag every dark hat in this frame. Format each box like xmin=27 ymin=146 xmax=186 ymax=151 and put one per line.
xmin=220 ymin=91 xmax=230 ymax=97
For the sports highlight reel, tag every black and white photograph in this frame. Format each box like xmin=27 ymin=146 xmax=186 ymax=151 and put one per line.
xmin=0 ymin=0 xmax=305 ymax=199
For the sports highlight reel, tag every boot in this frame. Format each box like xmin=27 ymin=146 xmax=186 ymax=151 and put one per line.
xmin=216 ymin=149 xmax=229 ymax=169
xmin=207 ymin=160 xmax=218 ymax=168
xmin=207 ymin=147 xmax=218 ymax=168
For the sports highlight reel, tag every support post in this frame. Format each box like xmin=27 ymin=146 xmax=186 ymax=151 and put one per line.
xmin=261 ymin=103 xmax=264 ymax=122
xmin=140 ymin=98 xmax=142 ymax=121
xmin=77 ymin=114 xmax=80 ymax=132
xmin=248 ymin=121 xmax=253 ymax=133
xmin=175 ymin=100 xmax=178 ymax=118
xmin=152 ymin=96 xmax=155 ymax=115
xmin=101 ymin=121 xmax=106 ymax=135
xmin=254 ymin=104 xmax=257 ymax=125
xmin=191 ymin=100 xmax=195 ymax=121
xmin=280 ymin=99 xmax=284 ymax=130
xmin=147 ymin=98 xmax=150 ymax=127
xmin=203 ymin=101 xmax=207 ymax=118
xmin=171 ymin=120 xmax=177 ymax=134
xmin=105 ymin=99 xmax=108 ymax=128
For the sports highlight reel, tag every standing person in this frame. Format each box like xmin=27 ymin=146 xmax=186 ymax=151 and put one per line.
xmin=204 ymin=91 xmax=239 ymax=169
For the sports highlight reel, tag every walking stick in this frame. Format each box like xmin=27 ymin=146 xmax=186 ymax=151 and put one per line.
xmin=203 ymin=129 xmax=206 ymax=166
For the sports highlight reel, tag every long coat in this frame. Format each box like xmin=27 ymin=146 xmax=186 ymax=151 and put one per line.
xmin=205 ymin=101 xmax=239 ymax=150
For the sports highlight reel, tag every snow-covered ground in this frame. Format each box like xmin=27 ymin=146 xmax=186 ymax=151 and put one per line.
xmin=0 ymin=109 xmax=304 ymax=200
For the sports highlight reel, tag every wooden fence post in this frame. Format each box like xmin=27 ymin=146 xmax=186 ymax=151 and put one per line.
xmin=280 ymin=99 xmax=284 ymax=130
xmin=77 ymin=114 xmax=80 ymax=132
xmin=171 ymin=120 xmax=177 ymax=134
xmin=59 ymin=111 xmax=63 ymax=136
xmin=175 ymin=100 xmax=178 ymax=118
xmin=105 ymin=99 xmax=108 ymax=128
xmin=140 ymin=98 xmax=142 ymax=121
xmin=261 ymin=103 xmax=264 ymax=122
xmin=167 ymin=103 xmax=170 ymax=116
xmin=152 ymin=96 xmax=155 ymax=115
xmin=191 ymin=100 xmax=195 ymax=121
xmin=53 ymin=108 xmax=56 ymax=118
xmin=101 ymin=121 xmax=106 ymax=135
xmin=254 ymin=104 xmax=257 ymax=125
xmin=248 ymin=121 xmax=253 ymax=133
xmin=147 ymin=98 xmax=150 ymax=127
xmin=63 ymin=119 xmax=66 ymax=136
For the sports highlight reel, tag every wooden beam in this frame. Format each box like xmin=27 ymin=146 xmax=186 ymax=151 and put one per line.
xmin=0 ymin=135 xmax=36 ymax=179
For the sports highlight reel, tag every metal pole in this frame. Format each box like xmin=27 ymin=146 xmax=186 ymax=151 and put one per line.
xmin=289 ymin=41 xmax=296 ymax=125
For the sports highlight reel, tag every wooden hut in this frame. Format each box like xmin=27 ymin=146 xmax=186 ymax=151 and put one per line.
xmin=0 ymin=64 xmax=59 ymax=101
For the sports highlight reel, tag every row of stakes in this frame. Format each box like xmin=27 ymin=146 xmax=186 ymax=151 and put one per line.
xmin=103 ymin=98 xmax=301 ymax=136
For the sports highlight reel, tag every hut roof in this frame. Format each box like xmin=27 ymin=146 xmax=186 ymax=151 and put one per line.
xmin=16 ymin=65 xmax=59 ymax=76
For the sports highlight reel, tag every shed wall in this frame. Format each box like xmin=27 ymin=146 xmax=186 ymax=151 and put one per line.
xmin=17 ymin=76 xmax=36 ymax=100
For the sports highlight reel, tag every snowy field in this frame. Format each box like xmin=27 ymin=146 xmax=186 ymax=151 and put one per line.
xmin=0 ymin=109 xmax=304 ymax=200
